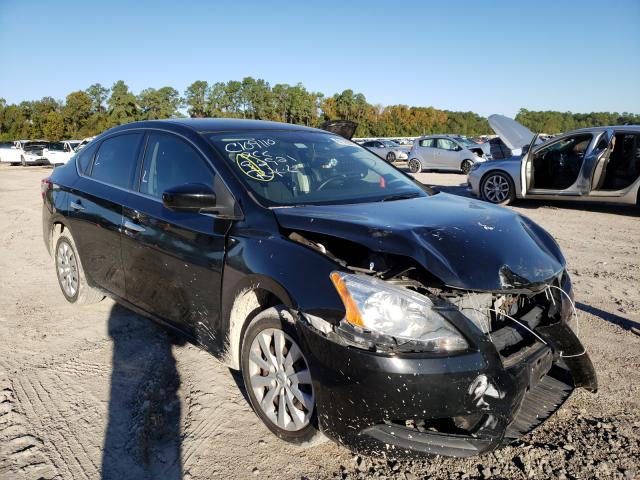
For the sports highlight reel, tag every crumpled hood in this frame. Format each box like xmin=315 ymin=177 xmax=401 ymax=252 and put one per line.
xmin=274 ymin=193 xmax=565 ymax=291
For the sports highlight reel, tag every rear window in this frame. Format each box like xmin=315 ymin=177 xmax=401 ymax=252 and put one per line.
xmin=90 ymin=134 xmax=143 ymax=188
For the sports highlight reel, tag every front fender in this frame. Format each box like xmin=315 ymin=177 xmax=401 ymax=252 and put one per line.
xmin=220 ymin=232 xmax=345 ymax=368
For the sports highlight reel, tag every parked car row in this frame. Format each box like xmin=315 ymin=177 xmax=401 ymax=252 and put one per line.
xmin=0 ymin=138 xmax=92 ymax=166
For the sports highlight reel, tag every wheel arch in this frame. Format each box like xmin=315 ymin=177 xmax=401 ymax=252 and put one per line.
xmin=222 ymin=274 xmax=295 ymax=370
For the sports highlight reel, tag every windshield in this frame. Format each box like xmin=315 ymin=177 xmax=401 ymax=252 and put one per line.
xmin=454 ymin=137 xmax=477 ymax=147
xmin=207 ymin=130 xmax=427 ymax=207
xmin=48 ymin=142 xmax=66 ymax=151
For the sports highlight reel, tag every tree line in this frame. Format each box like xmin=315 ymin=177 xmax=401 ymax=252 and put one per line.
xmin=1 ymin=78 xmax=638 ymax=141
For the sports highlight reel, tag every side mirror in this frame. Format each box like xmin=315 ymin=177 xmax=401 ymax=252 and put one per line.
xmin=162 ymin=183 xmax=216 ymax=212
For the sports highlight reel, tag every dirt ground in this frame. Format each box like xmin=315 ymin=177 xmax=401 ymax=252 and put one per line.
xmin=0 ymin=164 xmax=638 ymax=480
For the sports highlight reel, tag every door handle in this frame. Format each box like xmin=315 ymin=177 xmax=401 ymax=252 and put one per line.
xmin=70 ymin=201 xmax=85 ymax=211
xmin=123 ymin=220 xmax=145 ymax=234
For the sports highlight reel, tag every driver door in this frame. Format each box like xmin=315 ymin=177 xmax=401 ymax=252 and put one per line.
xmin=120 ymin=132 xmax=231 ymax=351
xmin=520 ymin=134 xmax=540 ymax=196
xmin=435 ymin=138 xmax=458 ymax=168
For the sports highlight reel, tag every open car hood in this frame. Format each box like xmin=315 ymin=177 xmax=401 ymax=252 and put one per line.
xmin=319 ymin=120 xmax=358 ymax=140
xmin=274 ymin=193 xmax=565 ymax=291
xmin=488 ymin=114 xmax=535 ymax=151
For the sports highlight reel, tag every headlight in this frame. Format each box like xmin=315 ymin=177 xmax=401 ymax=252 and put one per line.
xmin=330 ymin=272 xmax=468 ymax=352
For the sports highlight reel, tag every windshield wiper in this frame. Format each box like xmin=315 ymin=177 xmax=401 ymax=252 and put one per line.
xmin=380 ymin=192 xmax=421 ymax=202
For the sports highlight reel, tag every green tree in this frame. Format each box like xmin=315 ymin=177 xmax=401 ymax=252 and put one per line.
xmin=42 ymin=111 xmax=65 ymax=141
xmin=107 ymin=80 xmax=138 ymax=126
xmin=63 ymin=91 xmax=93 ymax=137
xmin=184 ymin=80 xmax=209 ymax=117
xmin=138 ymin=86 xmax=182 ymax=120
xmin=86 ymin=83 xmax=110 ymax=114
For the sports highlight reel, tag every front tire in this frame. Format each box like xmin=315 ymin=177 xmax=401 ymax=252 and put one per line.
xmin=408 ymin=158 xmax=422 ymax=173
xmin=386 ymin=152 xmax=396 ymax=163
xmin=460 ymin=159 xmax=473 ymax=174
xmin=54 ymin=228 xmax=104 ymax=305
xmin=241 ymin=307 xmax=323 ymax=446
xmin=481 ymin=171 xmax=516 ymax=205
xmin=20 ymin=156 xmax=26 ymax=167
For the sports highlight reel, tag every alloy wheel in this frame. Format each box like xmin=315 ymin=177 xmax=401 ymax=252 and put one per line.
xmin=461 ymin=160 xmax=473 ymax=174
xmin=483 ymin=174 xmax=511 ymax=203
xmin=247 ymin=328 xmax=315 ymax=431
xmin=408 ymin=159 xmax=421 ymax=173
xmin=387 ymin=152 xmax=396 ymax=162
xmin=56 ymin=240 xmax=79 ymax=298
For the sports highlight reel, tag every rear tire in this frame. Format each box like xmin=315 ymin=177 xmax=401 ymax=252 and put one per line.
xmin=480 ymin=171 xmax=516 ymax=205
xmin=241 ymin=306 xmax=324 ymax=447
xmin=54 ymin=228 xmax=104 ymax=305
xmin=408 ymin=158 xmax=422 ymax=173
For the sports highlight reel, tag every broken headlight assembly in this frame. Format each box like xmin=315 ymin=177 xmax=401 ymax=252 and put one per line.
xmin=330 ymin=272 xmax=468 ymax=353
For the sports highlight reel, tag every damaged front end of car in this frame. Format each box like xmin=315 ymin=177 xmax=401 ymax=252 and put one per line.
xmin=276 ymin=198 xmax=597 ymax=458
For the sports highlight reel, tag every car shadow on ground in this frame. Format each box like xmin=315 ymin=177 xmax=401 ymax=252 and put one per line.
xmin=576 ymin=302 xmax=640 ymax=332
xmin=101 ymin=304 xmax=184 ymax=480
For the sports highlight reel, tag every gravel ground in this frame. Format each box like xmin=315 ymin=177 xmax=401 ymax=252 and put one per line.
xmin=0 ymin=164 xmax=638 ymax=479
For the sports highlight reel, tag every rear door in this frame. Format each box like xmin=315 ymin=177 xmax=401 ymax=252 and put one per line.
xmin=588 ymin=129 xmax=615 ymax=192
xmin=120 ymin=131 xmax=230 ymax=350
xmin=66 ymin=132 xmax=144 ymax=297
xmin=416 ymin=138 xmax=437 ymax=166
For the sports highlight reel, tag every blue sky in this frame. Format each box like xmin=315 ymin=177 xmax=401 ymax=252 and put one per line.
xmin=1 ymin=0 xmax=639 ymax=117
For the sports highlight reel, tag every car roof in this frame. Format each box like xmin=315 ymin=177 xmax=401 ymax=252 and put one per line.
xmin=568 ymin=125 xmax=640 ymax=134
xmin=110 ymin=118 xmax=325 ymax=135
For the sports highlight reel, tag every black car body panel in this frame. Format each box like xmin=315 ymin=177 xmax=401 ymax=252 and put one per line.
xmin=273 ymin=193 xmax=565 ymax=292
xmin=41 ymin=119 xmax=597 ymax=458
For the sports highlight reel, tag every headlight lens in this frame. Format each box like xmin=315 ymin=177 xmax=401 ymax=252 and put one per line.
xmin=330 ymin=272 xmax=468 ymax=352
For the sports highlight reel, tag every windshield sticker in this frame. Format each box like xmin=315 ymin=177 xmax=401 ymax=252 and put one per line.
xmin=236 ymin=152 xmax=275 ymax=182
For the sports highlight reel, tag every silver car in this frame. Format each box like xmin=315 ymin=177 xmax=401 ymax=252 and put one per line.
xmin=468 ymin=121 xmax=640 ymax=206
xmin=407 ymin=135 xmax=488 ymax=174
xmin=361 ymin=140 xmax=408 ymax=162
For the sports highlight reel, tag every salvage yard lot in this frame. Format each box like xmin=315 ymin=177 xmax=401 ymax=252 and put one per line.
xmin=0 ymin=164 xmax=638 ymax=480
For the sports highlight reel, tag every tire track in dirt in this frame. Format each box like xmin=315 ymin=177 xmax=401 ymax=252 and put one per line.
xmin=0 ymin=370 xmax=59 ymax=480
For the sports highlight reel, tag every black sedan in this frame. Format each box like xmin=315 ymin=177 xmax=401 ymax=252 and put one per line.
xmin=42 ymin=119 xmax=596 ymax=458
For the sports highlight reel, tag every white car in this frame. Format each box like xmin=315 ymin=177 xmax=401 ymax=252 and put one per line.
xmin=0 ymin=140 xmax=50 ymax=166
xmin=407 ymin=135 xmax=489 ymax=174
xmin=361 ymin=140 xmax=409 ymax=162
xmin=74 ymin=136 xmax=95 ymax=152
xmin=43 ymin=140 xmax=81 ymax=165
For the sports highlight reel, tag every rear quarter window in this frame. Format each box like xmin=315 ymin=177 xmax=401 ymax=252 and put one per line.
xmin=76 ymin=141 xmax=99 ymax=175
xmin=90 ymin=133 xmax=143 ymax=189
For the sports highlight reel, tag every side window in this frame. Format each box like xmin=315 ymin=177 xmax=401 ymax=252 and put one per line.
xmin=437 ymin=138 xmax=457 ymax=150
xmin=419 ymin=139 xmax=434 ymax=147
xmin=76 ymin=141 xmax=99 ymax=175
xmin=90 ymin=134 xmax=143 ymax=188
xmin=139 ymin=133 xmax=213 ymax=198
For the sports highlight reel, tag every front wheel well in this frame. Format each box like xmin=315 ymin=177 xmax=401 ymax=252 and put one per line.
xmin=225 ymin=286 xmax=288 ymax=370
